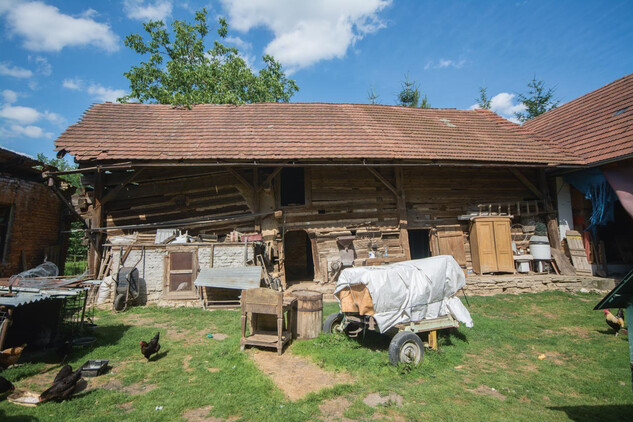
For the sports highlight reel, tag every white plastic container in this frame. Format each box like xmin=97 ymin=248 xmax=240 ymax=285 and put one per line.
xmin=529 ymin=235 xmax=551 ymax=260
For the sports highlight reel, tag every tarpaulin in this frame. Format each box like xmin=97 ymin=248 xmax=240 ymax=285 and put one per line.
xmin=564 ymin=168 xmax=618 ymax=230
xmin=334 ymin=255 xmax=473 ymax=333
xmin=603 ymin=163 xmax=633 ymax=220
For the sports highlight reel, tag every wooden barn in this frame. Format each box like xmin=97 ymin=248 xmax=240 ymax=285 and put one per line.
xmin=53 ymin=103 xmax=583 ymax=303
xmin=0 ymin=148 xmax=71 ymax=277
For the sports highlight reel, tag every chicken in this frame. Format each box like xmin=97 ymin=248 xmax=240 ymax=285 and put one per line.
xmin=0 ymin=344 xmax=27 ymax=369
xmin=140 ymin=332 xmax=161 ymax=361
xmin=56 ymin=340 xmax=73 ymax=363
xmin=604 ymin=309 xmax=628 ymax=336
xmin=0 ymin=376 xmax=15 ymax=399
xmin=53 ymin=365 xmax=73 ymax=384
xmin=39 ymin=368 xmax=82 ymax=402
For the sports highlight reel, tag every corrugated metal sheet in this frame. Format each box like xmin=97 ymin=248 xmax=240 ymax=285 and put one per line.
xmin=194 ymin=266 xmax=262 ymax=290
xmin=0 ymin=288 xmax=82 ymax=307
xmin=0 ymin=292 xmax=53 ymax=307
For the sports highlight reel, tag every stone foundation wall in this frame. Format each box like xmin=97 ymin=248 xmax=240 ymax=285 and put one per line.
xmin=463 ymin=274 xmax=616 ymax=296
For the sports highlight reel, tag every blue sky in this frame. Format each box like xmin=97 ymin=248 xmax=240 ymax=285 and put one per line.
xmin=1 ymin=0 xmax=632 ymax=160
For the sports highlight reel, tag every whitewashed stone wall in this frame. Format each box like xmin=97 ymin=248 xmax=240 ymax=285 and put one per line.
xmin=212 ymin=244 xmax=254 ymax=268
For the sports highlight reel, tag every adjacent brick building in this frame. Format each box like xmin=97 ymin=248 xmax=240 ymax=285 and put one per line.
xmin=0 ymin=148 xmax=70 ymax=278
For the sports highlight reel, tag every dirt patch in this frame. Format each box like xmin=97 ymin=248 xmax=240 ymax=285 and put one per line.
xmin=210 ymin=333 xmax=228 ymax=340
xmin=207 ymin=367 xmax=220 ymax=373
xmin=372 ymin=410 xmax=406 ymax=422
xmin=183 ymin=355 xmax=193 ymax=372
xmin=251 ymin=350 xmax=354 ymax=401
xmin=182 ymin=405 xmax=216 ymax=421
xmin=100 ymin=378 xmax=157 ymax=395
xmin=117 ymin=401 xmax=134 ymax=413
xmin=319 ymin=397 xmax=354 ymax=421
xmin=363 ymin=392 xmax=404 ymax=408
xmin=469 ymin=385 xmax=506 ymax=401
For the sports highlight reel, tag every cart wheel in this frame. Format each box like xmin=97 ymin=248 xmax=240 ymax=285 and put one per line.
xmin=113 ymin=293 xmax=127 ymax=312
xmin=389 ymin=331 xmax=424 ymax=365
xmin=323 ymin=312 xmax=345 ymax=334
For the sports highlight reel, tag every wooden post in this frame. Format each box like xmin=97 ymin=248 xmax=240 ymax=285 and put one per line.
xmin=395 ymin=167 xmax=411 ymax=260
xmin=428 ymin=330 xmax=437 ymax=350
xmin=90 ymin=170 xmax=104 ymax=277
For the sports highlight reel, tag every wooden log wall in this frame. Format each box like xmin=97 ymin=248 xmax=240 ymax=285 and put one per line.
xmin=81 ymin=165 xmax=542 ymax=281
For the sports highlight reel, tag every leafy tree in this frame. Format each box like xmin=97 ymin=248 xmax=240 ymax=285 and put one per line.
xmin=36 ymin=153 xmax=80 ymax=187
xmin=368 ymin=87 xmax=380 ymax=104
xmin=514 ymin=77 xmax=559 ymax=122
xmin=36 ymin=154 xmax=86 ymax=264
xmin=119 ymin=9 xmax=298 ymax=106
xmin=475 ymin=86 xmax=491 ymax=109
xmin=397 ymin=75 xmax=430 ymax=108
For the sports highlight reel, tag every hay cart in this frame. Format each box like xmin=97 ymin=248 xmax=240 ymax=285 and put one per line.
xmin=323 ymin=256 xmax=472 ymax=366
xmin=323 ymin=312 xmax=460 ymax=365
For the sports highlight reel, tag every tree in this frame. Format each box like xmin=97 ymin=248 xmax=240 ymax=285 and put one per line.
xmin=36 ymin=154 xmax=86 ymax=267
xmin=475 ymin=86 xmax=491 ymax=109
xmin=514 ymin=77 xmax=559 ymax=122
xmin=397 ymin=75 xmax=430 ymax=108
xmin=119 ymin=9 xmax=298 ymax=106
xmin=368 ymin=87 xmax=380 ymax=104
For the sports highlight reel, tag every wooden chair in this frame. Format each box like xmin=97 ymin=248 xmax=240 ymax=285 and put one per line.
xmin=240 ymin=288 xmax=296 ymax=355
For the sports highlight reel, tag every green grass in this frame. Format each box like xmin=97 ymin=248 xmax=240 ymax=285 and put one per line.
xmin=1 ymin=291 xmax=632 ymax=421
xmin=64 ymin=259 xmax=88 ymax=276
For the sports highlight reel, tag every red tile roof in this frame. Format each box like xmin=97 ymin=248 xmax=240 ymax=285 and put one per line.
xmin=55 ymin=103 xmax=582 ymax=165
xmin=524 ymin=73 xmax=633 ymax=165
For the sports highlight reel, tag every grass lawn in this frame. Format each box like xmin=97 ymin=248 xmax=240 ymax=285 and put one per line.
xmin=0 ymin=291 xmax=631 ymax=421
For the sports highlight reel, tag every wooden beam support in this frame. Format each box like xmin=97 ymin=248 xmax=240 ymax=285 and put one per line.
xmin=395 ymin=167 xmax=411 ymax=260
xmin=257 ymin=167 xmax=282 ymax=192
xmin=228 ymin=167 xmax=255 ymax=192
xmin=508 ymin=168 xmax=544 ymax=200
xmin=366 ymin=166 xmax=398 ymax=197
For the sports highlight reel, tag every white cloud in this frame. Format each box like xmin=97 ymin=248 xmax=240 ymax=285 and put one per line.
xmin=220 ymin=0 xmax=391 ymax=72
xmin=29 ymin=55 xmax=52 ymax=75
xmin=0 ymin=104 xmax=65 ymax=126
xmin=2 ymin=1 xmax=119 ymax=52
xmin=8 ymin=123 xmax=53 ymax=138
xmin=0 ymin=62 xmax=33 ymax=78
xmin=2 ymin=90 xmax=18 ymax=103
xmin=470 ymin=92 xmax=527 ymax=124
xmin=124 ymin=0 xmax=172 ymax=21
xmin=62 ymin=78 xmax=82 ymax=90
xmin=424 ymin=58 xmax=466 ymax=70
xmin=62 ymin=78 xmax=126 ymax=102
xmin=87 ymin=84 xmax=127 ymax=102
xmin=0 ymin=104 xmax=41 ymax=124
xmin=43 ymin=110 xmax=65 ymax=125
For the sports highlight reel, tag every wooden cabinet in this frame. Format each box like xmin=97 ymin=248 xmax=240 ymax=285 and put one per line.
xmin=469 ymin=217 xmax=514 ymax=274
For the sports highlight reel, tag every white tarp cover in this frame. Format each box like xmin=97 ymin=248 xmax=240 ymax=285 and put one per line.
xmin=334 ymin=255 xmax=473 ymax=333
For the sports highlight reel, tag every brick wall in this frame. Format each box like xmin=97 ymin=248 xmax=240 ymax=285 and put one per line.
xmin=0 ymin=176 xmax=64 ymax=277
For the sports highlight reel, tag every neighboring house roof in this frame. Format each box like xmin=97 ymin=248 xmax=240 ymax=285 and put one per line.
xmin=524 ymin=73 xmax=633 ymax=165
xmin=54 ymin=103 xmax=582 ymax=166
xmin=0 ymin=147 xmax=53 ymax=178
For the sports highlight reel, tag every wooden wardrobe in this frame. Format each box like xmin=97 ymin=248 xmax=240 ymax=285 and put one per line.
xmin=469 ymin=217 xmax=515 ymax=274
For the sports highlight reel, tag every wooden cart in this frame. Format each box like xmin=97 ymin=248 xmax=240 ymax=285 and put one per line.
xmin=323 ymin=311 xmax=460 ymax=365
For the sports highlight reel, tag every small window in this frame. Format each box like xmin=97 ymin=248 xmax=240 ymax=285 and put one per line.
xmin=165 ymin=250 xmax=197 ymax=298
xmin=0 ymin=205 xmax=12 ymax=263
xmin=280 ymin=168 xmax=305 ymax=206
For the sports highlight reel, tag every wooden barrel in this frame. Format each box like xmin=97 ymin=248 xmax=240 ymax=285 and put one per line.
xmin=290 ymin=290 xmax=323 ymax=339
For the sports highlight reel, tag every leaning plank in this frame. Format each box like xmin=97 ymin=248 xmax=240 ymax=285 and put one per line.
xmin=565 ymin=230 xmax=592 ymax=275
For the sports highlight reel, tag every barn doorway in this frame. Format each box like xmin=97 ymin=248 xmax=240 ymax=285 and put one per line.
xmin=408 ymin=229 xmax=431 ymax=259
xmin=284 ymin=230 xmax=314 ymax=283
